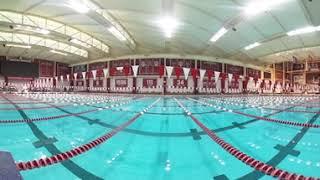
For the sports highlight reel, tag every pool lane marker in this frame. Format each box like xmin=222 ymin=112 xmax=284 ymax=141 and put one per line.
xmin=16 ymin=98 xmax=161 ymax=171
xmin=174 ymin=98 xmax=319 ymax=180
xmin=0 ymin=104 xmax=70 ymax=111
xmin=205 ymin=97 xmax=320 ymax=114
xmin=1 ymin=94 xmax=104 ymax=180
xmin=239 ymin=112 xmax=320 ymax=179
xmin=189 ymin=98 xmax=320 ymax=129
xmin=0 ymin=98 xmax=134 ymax=124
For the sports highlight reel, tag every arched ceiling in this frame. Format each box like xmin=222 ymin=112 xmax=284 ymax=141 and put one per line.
xmin=0 ymin=0 xmax=319 ymax=65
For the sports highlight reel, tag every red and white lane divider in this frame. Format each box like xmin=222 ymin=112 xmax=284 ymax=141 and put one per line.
xmin=0 ymin=99 xmax=134 ymax=124
xmin=0 ymin=101 xmax=51 ymax=105
xmin=189 ymin=98 xmax=320 ymax=129
xmin=16 ymin=98 xmax=160 ymax=171
xmin=0 ymin=104 xmax=70 ymax=111
xmin=174 ymin=98 xmax=319 ymax=180
xmin=204 ymin=97 xmax=320 ymax=114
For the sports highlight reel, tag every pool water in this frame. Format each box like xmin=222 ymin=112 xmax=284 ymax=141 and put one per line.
xmin=0 ymin=93 xmax=320 ymax=180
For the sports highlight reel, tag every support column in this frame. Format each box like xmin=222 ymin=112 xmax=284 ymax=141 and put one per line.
xmin=194 ymin=78 xmax=198 ymax=95
xmin=133 ymin=77 xmax=136 ymax=94
xmin=163 ymin=77 xmax=167 ymax=95
xmin=107 ymin=78 xmax=110 ymax=93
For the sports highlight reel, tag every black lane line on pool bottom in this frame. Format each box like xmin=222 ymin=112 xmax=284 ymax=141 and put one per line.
xmin=43 ymin=97 xmax=296 ymax=140
xmin=1 ymin=95 xmax=103 ymax=180
xmin=186 ymin=98 xmax=302 ymax=180
xmin=238 ymin=113 xmax=320 ymax=180
xmin=51 ymin=103 xmax=251 ymax=138
xmin=33 ymin=137 xmax=58 ymax=149
xmin=48 ymin=101 xmax=298 ymax=140
xmin=189 ymin=128 xmax=202 ymax=140
xmin=213 ymin=174 xmax=229 ymax=180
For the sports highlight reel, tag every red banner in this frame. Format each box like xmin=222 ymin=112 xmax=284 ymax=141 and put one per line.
xmin=159 ymin=65 xmax=165 ymax=77
xmin=143 ymin=79 xmax=157 ymax=88
xmin=115 ymin=79 xmax=128 ymax=87
xmin=191 ymin=68 xmax=198 ymax=80
xmin=37 ymin=60 xmax=54 ymax=77
xmin=207 ymin=70 xmax=213 ymax=81
xmin=175 ymin=67 xmax=182 ymax=79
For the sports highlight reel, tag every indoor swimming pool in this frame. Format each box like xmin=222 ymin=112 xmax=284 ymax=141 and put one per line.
xmin=0 ymin=93 xmax=320 ymax=180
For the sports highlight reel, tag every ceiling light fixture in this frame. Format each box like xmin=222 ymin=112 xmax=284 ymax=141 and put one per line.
xmin=245 ymin=42 xmax=261 ymax=50
xmin=6 ymin=44 xmax=31 ymax=49
xmin=210 ymin=27 xmax=228 ymax=42
xmin=108 ymin=26 xmax=127 ymax=41
xmin=287 ymin=26 xmax=320 ymax=36
xmin=66 ymin=0 xmax=90 ymax=14
xmin=50 ymin=50 xmax=68 ymax=56
xmin=156 ymin=16 xmax=179 ymax=38
xmin=244 ymin=0 xmax=291 ymax=16
xmin=70 ymin=38 xmax=91 ymax=48
xmin=14 ymin=25 xmax=50 ymax=35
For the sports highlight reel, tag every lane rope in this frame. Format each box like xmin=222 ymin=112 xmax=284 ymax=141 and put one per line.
xmin=16 ymin=98 xmax=160 ymax=171
xmin=175 ymin=98 xmax=319 ymax=180
xmin=0 ymin=99 xmax=134 ymax=124
xmin=205 ymin=97 xmax=320 ymax=114
xmin=189 ymin=98 xmax=320 ymax=129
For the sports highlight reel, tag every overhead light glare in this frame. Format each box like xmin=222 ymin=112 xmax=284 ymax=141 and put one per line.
xmin=244 ymin=0 xmax=291 ymax=16
xmin=210 ymin=27 xmax=228 ymax=42
xmin=50 ymin=50 xmax=68 ymax=56
xmin=6 ymin=44 xmax=31 ymax=49
xmin=108 ymin=26 xmax=127 ymax=41
xmin=156 ymin=16 xmax=179 ymax=38
xmin=287 ymin=26 xmax=320 ymax=36
xmin=70 ymin=38 xmax=91 ymax=48
xmin=245 ymin=42 xmax=261 ymax=50
xmin=66 ymin=0 xmax=90 ymax=14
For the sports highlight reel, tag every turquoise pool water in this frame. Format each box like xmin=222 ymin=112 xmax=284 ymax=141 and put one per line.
xmin=0 ymin=93 xmax=319 ymax=180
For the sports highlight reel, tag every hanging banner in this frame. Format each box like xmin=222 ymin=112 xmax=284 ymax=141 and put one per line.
xmin=60 ymin=75 xmax=64 ymax=82
xmin=73 ymin=73 xmax=77 ymax=80
xmin=123 ymin=66 xmax=130 ymax=76
xmin=207 ymin=70 xmax=213 ymax=81
xmin=191 ymin=68 xmax=198 ymax=80
xmin=110 ymin=67 xmax=117 ymax=76
xmin=66 ymin=74 xmax=70 ymax=81
xmin=175 ymin=67 xmax=182 ymax=79
xmin=214 ymin=71 xmax=220 ymax=82
xmin=228 ymin=73 xmax=233 ymax=83
xmin=159 ymin=65 xmax=165 ymax=77
xmin=183 ymin=67 xmax=190 ymax=80
xmin=82 ymin=72 xmax=86 ymax=80
xmin=92 ymin=70 xmax=97 ymax=80
xmin=132 ymin=65 xmax=139 ymax=77
xmin=166 ymin=66 xmax=173 ymax=79
xmin=200 ymin=69 xmax=206 ymax=81
xmin=103 ymin=68 xmax=109 ymax=78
